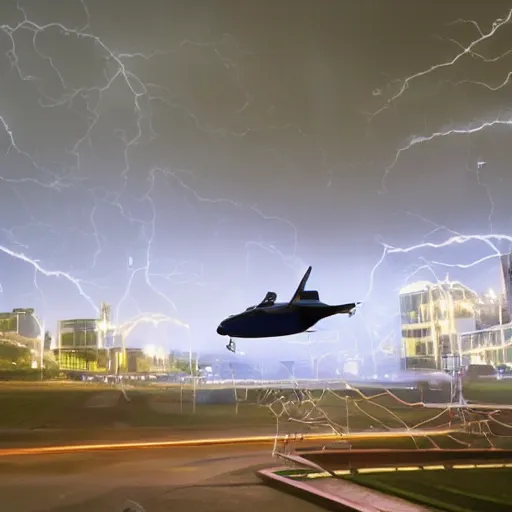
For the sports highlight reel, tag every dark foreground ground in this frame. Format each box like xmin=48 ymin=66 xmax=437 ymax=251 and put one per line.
xmin=0 ymin=443 xmax=325 ymax=512
xmin=2 ymin=380 xmax=512 ymax=511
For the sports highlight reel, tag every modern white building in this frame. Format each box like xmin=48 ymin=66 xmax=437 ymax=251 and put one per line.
xmin=399 ymin=279 xmax=479 ymax=369
xmin=459 ymin=322 xmax=512 ymax=365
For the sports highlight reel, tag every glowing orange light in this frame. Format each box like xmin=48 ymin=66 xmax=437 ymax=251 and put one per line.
xmin=0 ymin=428 xmax=458 ymax=457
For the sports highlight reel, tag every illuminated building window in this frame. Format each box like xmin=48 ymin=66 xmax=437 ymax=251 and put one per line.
xmin=415 ymin=341 xmax=427 ymax=356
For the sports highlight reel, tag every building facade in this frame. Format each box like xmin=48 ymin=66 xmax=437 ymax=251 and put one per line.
xmin=399 ymin=280 xmax=479 ymax=369
xmin=456 ymin=255 xmax=512 ymax=367
xmin=0 ymin=308 xmax=41 ymax=339
xmin=124 ymin=348 xmax=147 ymax=373
xmin=55 ymin=309 xmax=128 ymax=372
xmin=57 ymin=319 xmax=99 ymax=349
xmin=459 ymin=323 xmax=512 ymax=365
xmin=501 ymin=252 xmax=512 ymax=319
xmin=0 ymin=309 xmax=42 ymax=367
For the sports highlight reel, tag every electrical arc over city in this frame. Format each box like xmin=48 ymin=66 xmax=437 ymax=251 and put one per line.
xmin=1 ymin=1 xmax=512 ymax=365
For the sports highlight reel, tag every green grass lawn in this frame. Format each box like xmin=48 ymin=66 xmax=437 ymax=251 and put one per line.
xmin=463 ymin=380 xmax=512 ymax=404
xmin=0 ymin=379 xmax=511 ymax=443
xmin=348 ymin=468 xmax=512 ymax=512
xmin=0 ymin=384 xmax=272 ymax=429
xmin=0 ymin=381 xmax=451 ymax=433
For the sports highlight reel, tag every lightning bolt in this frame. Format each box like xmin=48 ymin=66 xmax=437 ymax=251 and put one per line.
xmin=0 ymin=1 xmax=306 ymax=363
xmin=3 ymin=2 xmax=511 ymax=448
xmin=363 ymin=7 xmax=512 ymax=373
xmin=371 ymin=8 xmax=512 ymax=119
xmin=380 ymin=118 xmax=512 ymax=194
xmin=0 ymin=243 xmax=99 ymax=312
xmin=372 ymin=8 xmax=512 ymax=193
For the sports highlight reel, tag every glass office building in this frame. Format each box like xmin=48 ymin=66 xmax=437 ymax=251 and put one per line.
xmin=399 ymin=280 xmax=478 ymax=369
xmin=459 ymin=323 xmax=512 ymax=365
xmin=57 ymin=319 xmax=99 ymax=349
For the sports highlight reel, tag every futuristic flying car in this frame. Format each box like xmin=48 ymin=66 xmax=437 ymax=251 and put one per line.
xmin=217 ymin=266 xmax=360 ymax=352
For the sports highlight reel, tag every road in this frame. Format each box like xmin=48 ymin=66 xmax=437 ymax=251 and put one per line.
xmin=0 ymin=443 xmax=325 ymax=512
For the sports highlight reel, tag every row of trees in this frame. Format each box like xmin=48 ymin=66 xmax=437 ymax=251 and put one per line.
xmin=0 ymin=330 xmax=52 ymax=367
xmin=0 ymin=341 xmax=32 ymax=370
xmin=0 ymin=339 xmax=60 ymax=380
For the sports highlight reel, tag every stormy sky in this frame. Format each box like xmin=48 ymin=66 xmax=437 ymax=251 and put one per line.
xmin=1 ymin=0 xmax=512 ymax=360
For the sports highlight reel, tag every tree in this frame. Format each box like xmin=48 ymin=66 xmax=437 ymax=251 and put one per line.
xmin=173 ymin=359 xmax=198 ymax=375
xmin=0 ymin=341 xmax=32 ymax=370
xmin=43 ymin=351 xmax=59 ymax=371
xmin=136 ymin=357 xmax=151 ymax=373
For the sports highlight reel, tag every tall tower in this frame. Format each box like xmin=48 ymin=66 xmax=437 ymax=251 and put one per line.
xmin=501 ymin=253 xmax=512 ymax=319
xmin=98 ymin=302 xmax=111 ymax=349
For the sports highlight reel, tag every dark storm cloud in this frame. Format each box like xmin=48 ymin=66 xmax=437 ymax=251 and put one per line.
xmin=1 ymin=0 xmax=512 ymax=359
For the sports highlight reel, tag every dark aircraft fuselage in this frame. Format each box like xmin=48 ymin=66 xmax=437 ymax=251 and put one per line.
xmin=216 ymin=301 xmax=352 ymax=339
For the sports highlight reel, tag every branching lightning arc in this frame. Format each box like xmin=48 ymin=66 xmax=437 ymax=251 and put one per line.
xmin=0 ymin=1 xmax=306 ymax=347
xmin=1 ymin=2 xmax=512 ymax=445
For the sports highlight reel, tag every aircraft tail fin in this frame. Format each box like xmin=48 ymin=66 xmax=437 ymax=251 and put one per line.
xmin=299 ymin=290 xmax=319 ymax=301
xmin=288 ymin=266 xmax=312 ymax=305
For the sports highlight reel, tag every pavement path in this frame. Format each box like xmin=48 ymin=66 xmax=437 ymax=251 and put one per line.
xmin=0 ymin=443 xmax=326 ymax=512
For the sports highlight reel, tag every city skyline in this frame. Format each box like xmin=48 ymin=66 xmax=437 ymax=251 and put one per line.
xmin=2 ymin=261 xmax=509 ymax=364
xmin=2 ymin=1 xmax=512 ymax=359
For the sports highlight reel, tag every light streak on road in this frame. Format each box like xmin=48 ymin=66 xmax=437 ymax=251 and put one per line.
xmin=0 ymin=428 xmax=460 ymax=457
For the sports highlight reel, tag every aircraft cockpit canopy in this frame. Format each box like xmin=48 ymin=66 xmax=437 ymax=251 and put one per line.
xmin=257 ymin=291 xmax=277 ymax=307
xmin=245 ymin=291 xmax=277 ymax=311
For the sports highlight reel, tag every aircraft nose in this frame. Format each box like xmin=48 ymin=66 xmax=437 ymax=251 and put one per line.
xmin=217 ymin=323 xmax=227 ymax=336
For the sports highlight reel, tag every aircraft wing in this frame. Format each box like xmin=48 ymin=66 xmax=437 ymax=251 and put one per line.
xmin=288 ymin=266 xmax=312 ymax=305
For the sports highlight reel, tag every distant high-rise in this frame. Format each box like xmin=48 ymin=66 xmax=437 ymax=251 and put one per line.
xmin=456 ymin=255 xmax=512 ymax=366
xmin=399 ymin=279 xmax=479 ymax=370
xmin=97 ymin=302 xmax=112 ymax=349
xmin=501 ymin=252 xmax=512 ymax=318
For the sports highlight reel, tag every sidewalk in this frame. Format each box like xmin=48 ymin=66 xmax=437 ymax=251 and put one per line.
xmin=259 ymin=467 xmax=435 ymax=512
